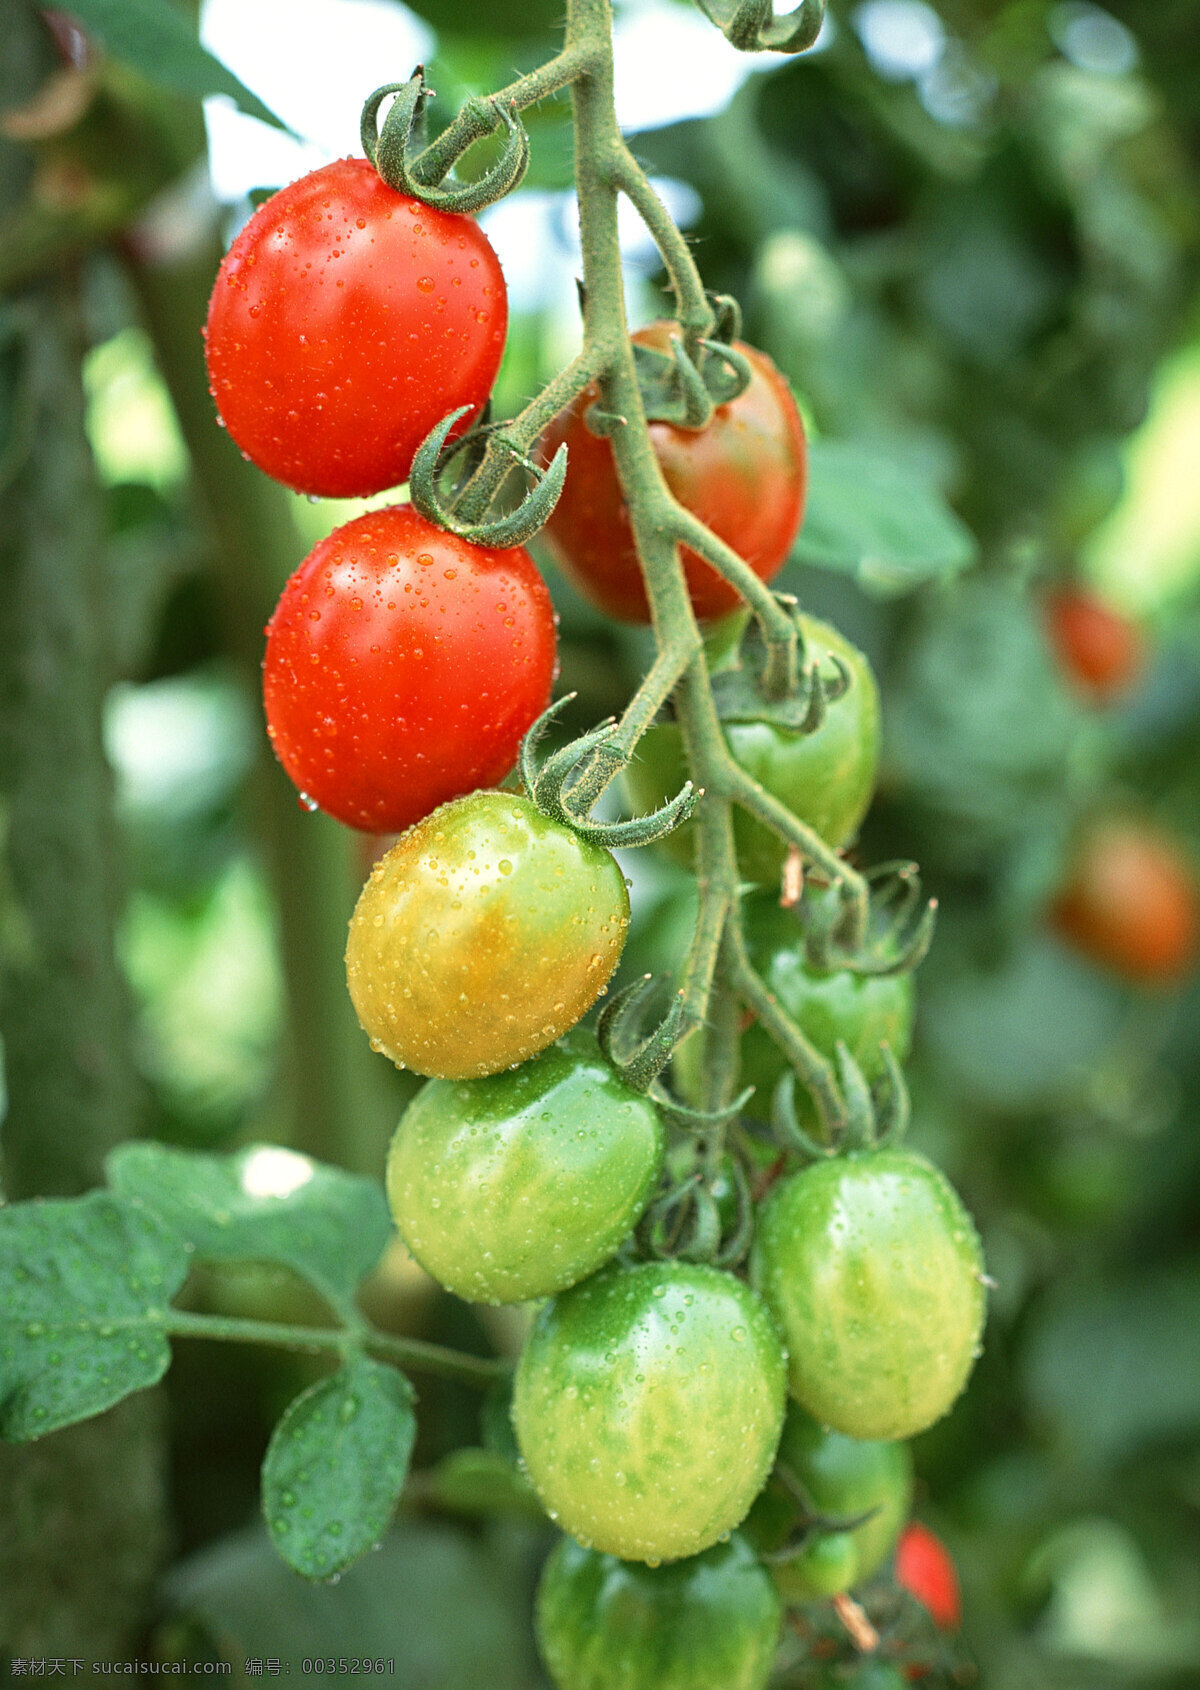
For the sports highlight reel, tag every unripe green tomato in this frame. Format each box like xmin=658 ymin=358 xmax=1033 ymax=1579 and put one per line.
xmin=513 ymin=1261 xmax=787 ymax=1563
xmin=747 ymin=1403 xmax=913 ymax=1601
xmin=346 ymin=792 xmax=629 ymax=1079
xmin=386 ymin=1029 xmax=664 ymax=1305
xmin=750 ymin=1150 xmax=986 ymax=1441
xmin=675 ymin=894 xmax=914 ymax=1124
xmin=622 ymin=615 xmax=879 ymax=888
xmin=536 ymin=1534 xmax=782 ymax=1690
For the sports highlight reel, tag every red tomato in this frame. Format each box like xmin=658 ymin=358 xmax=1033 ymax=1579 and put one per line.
xmin=540 ymin=322 xmax=806 ymax=623
xmin=205 ymin=158 xmax=507 ymax=498
xmin=1045 ymin=586 xmax=1145 ymax=703
xmin=895 ymin=1523 xmax=961 ymax=1631
xmin=1051 ymin=817 xmax=1200 ymax=985
xmin=263 ymin=505 xmax=556 ymax=832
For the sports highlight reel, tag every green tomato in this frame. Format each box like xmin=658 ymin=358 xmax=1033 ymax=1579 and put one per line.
xmin=747 ymin=1403 xmax=912 ymax=1602
xmin=386 ymin=1029 xmax=664 ymax=1305
xmin=346 ymin=791 xmax=629 ymax=1080
xmin=741 ymin=894 xmax=914 ymax=1105
xmin=622 ymin=615 xmax=880 ymax=888
xmin=750 ymin=1150 xmax=986 ymax=1441
xmin=513 ymin=1261 xmax=786 ymax=1563
xmin=536 ymin=1534 xmax=782 ymax=1690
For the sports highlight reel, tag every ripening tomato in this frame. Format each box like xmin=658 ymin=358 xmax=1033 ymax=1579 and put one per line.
xmin=205 ymin=157 xmax=507 ymax=497
xmin=262 ymin=505 xmax=556 ymax=833
xmin=385 ymin=1028 xmax=664 ymax=1304
xmin=750 ymin=1150 xmax=986 ymax=1442
xmin=346 ymin=792 xmax=629 ymax=1079
xmin=540 ymin=322 xmax=806 ymax=623
xmin=895 ymin=1523 xmax=961 ymax=1631
xmin=1051 ymin=817 xmax=1200 ymax=985
xmin=745 ymin=1403 xmax=912 ymax=1603
xmin=513 ymin=1261 xmax=786 ymax=1563
xmin=536 ymin=1534 xmax=782 ymax=1690
xmin=1044 ymin=586 xmax=1144 ymax=703
xmin=623 ymin=616 xmax=879 ymax=886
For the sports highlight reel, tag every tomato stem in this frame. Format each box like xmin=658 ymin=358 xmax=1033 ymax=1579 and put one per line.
xmin=164 ymin=1308 xmax=509 ymax=1388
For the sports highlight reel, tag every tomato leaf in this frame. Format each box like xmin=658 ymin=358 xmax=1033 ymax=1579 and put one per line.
xmin=261 ymin=1355 xmax=416 ymax=1581
xmin=106 ymin=1142 xmax=392 ymax=1312
xmin=793 ymin=439 xmax=977 ymax=593
xmin=65 ymin=0 xmax=291 ymax=133
xmin=0 ymin=1191 xmax=189 ymax=1440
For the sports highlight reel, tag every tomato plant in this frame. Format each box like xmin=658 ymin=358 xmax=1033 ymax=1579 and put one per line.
xmin=205 ymin=158 xmax=507 ymax=498
xmin=263 ymin=505 xmax=557 ymax=832
xmin=895 ymin=1523 xmax=961 ymax=1631
xmin=747 ymin=1402 xmax=912 ymax=1602
xmin=624 ymin=614 xmax=880 ymax=885
xmin=345 ymin=792 xmax=629 ymax=1079
xmin=385 ymin=1027 xmax=664 ymax=1304
xmin=751 ymin=1149 xmax=986 ymax=1441
xmin=1051 ymin=816 xmax=1200 ymax=985
xmin=540 ymin=322 xmax=806 ymax=623
xmin=536 ymin=1533 xmax=783 ymax=1690
xmin=512 ymin=1260 xmax=787 ymax=1563
xmin=1044 ymin=586 xmax=1144 ymax=704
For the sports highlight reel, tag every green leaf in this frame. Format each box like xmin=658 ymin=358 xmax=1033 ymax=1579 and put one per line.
xmin=792 ymin=438 xmax=977 ymax=593
xmin=0 ymin=1191 xmax=189 ymax=1440
xmin=66 ymin=0 xmax=290 ymax=132
xmin=262 ymin=1355 xmax=416 ymax=1581
xmin=106 ymin=1142 xmax=392 ymax=1311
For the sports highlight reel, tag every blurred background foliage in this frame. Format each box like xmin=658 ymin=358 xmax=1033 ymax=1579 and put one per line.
xmin=3 ymin=0 xmax=1200 ymax=1681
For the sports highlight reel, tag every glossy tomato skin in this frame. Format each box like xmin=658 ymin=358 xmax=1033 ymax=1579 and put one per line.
xmin=1051 ymin=817 xmax=1200 ymax=985
xmin=624 ymin=616 xmax=879 ymax=886
xmin=1045 ymin=586 xmax=1144 ymax=703
xmin=385 ymin=1028 xmax=664 ymax=1305
xmin=738 ymin=894 xmax=914 ymax=1114
xmin=513 ymin=1260 xmax=786 ymax=1563
xmin=895 ymin=1523 xmax=961 ymax=1630
xmin=541 ymin=322 xmax=806 ymax=624
xmin=536 ymin=1533 xmax=782 ymax=1690
xmin=746 ymin=1403 xmax=912 ymax=1602
xmin=263 ymin=505 xmax=556 ymax=833
xmin=750 ymin=1150 xmax=985 ymax=1442
xmin=205 ymin=158 xmax=506 ymax=498
xmin=346 ymin=793 xmax=629 ymax=1080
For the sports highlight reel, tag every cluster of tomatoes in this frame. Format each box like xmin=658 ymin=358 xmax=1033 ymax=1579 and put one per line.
xmin=206 ymin=149 xmax=980 ymax=1688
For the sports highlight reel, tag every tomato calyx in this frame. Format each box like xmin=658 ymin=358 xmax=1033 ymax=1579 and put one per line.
xmin=698 ymin=0 xmax=827 ymax=55
xmin=770 ymin=1033 xmax=910 ymax=1162
xmin=518 ymin=694 xmax=699 ymax=851
xmin=361 ymin=69 xmax=530 ymax=216
xmin=797 ymin=862 xmax=938 ymax=980
xmin=707 ymin=607 xmax=854 ymax=728
xmin=633 ymin=1143 xmax=757 ymax=1268
xmin=407 ymin=403 xmax=570 ymax=550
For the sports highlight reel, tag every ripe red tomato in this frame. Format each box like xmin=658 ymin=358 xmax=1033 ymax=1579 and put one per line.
xmin=345 ymin=792 xmax=629 ymax=1079
xmin=263 ymin=505 xmax=556 ymax=832
xmin=205 ymin=157 xmax=507 ymax=498
xmin=1044 ymin=586 xmax=1144 ymax=703
xmin=1051 ymin=817 xmax=1200 ymax=985
xmin=895 ymin=1523 xmax=961 ymax=1631
xmin=540 ymin=322 xmax=806 ymax=623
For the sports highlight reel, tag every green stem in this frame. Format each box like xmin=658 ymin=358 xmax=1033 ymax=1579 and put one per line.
xmin=412 ymin=41 xmax=600 ymax=186
xmin=164 ymin=1309 xmax=507 ymax=1389
xmin=609 ymin=147 xmax=713 ymax=340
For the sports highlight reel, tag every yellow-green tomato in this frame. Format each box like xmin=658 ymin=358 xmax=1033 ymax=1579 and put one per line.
xmin=536 ymin=1534 xmax=782 ymax=1690
xmin=513 ymin=1261 xmax=787 ymax=1563
xmin=386 ymin=1029 xmax=664 ymax=1305
xmin=750 ymin=1150 xmax=986 ymax=1442
xmin=622 ymin=615 xmax=880 ymax=887
xmin=345 ymin=792 xmax=629 ymax=1079
xmin=747 ymin=1403 xmax=912 ymax=1602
